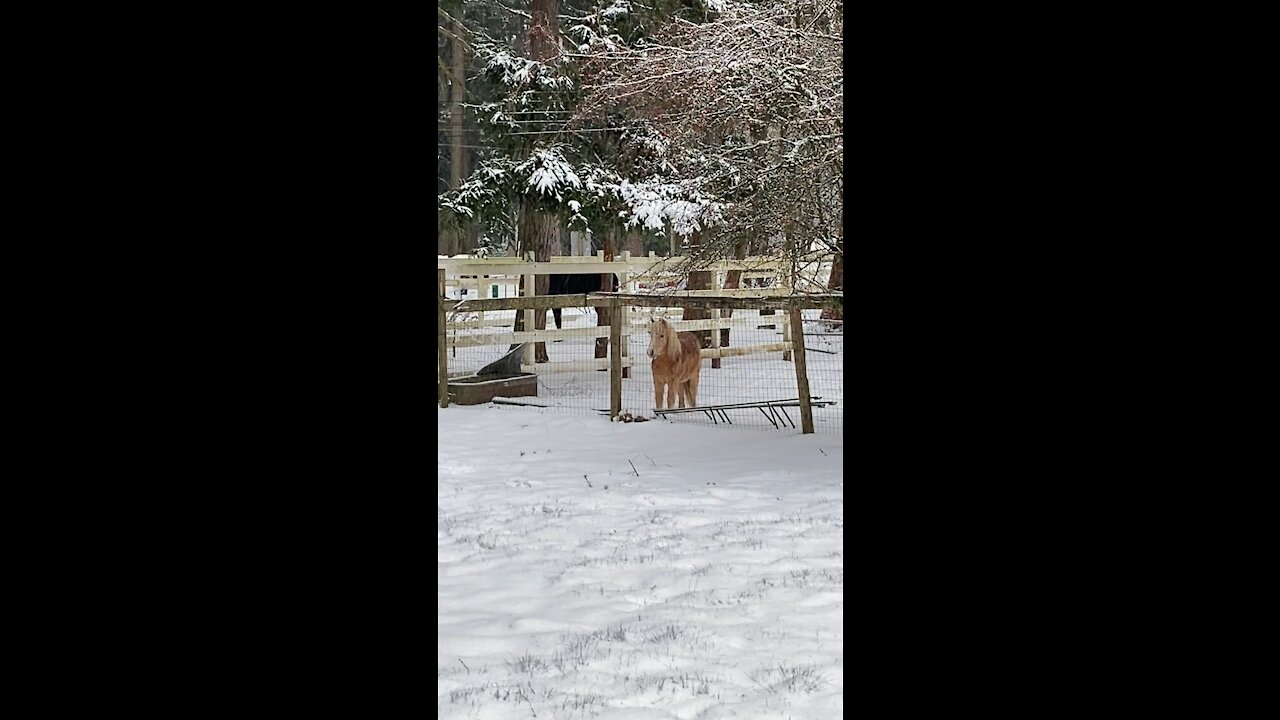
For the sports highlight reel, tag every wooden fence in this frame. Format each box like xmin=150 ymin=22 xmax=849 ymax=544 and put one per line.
xmin=436 ymin=276 xmax=842 ymax=434
xmin=438 ymin=252 xmax=835 ymax=372
xmin=438 ymin=250 xmax=834 ymax=301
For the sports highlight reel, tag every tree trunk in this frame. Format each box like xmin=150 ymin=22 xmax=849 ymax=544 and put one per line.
xmin=529 ymin=0 xmax=559 ymax=64
xmin=517 ymin=202 xmax=556 ymax=363
xmin=681 ymin=229 xmax=714 ymax=354
xmin=437 ymin=50 xmax=451 ymax=257
xmin=758 ymin=123 xmax=785 ymax=328
xmin=713 ymin=235 xmax=750 ymax=369
xmin=509 ymin=0 xmax=560 ymax=364
xmin=440 ymin=14 xmax=468 ymax=257
xmin=820 ymin=245 xmax=844 ymax=323
xmin=465 ymin=220 xmax=479 ymax=255
xmin=759 ymin=235 xmax=776 ymax=325
xmin=718 ymin=123 xmax=755 ymax=352
xmin=512 ymin=274 xmax=527 ymax=339
xmin=781 ymin=230 xmax=796 ymax=361
xmin=821 ymin=187 xmax=843 ymax=323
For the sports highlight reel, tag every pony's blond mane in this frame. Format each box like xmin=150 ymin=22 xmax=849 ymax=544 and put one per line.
xmin=662 ymin=318 xmax=682 ymax=360
xmin=649 ymin=317 xmax=682 ymax=361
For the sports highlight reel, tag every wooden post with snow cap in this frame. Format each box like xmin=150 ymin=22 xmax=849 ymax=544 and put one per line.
xmin=621 ymin=250 xmax=635 ymax=292
xmin=609 ymin=296 xmax=623 ymax=419
xmin=523 ymin=251 xmax=536 ymax=367
xmin=781 ymin=263 xmax=794 ymax=361
xmin=710 ymin=308 xmax=722 ymax=369
xmin=438 ymin=268 xmax=449 ymax=408
xmin=781 ymin=309 xmax=793 ymax=361
xmin=789 ymin=303 xmax=814 ymax=434
xmin=620 ymin=250 xmax=631 ymax=379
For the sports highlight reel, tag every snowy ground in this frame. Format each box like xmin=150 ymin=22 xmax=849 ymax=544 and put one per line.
xmin=438 ymin=405 xmax=844 ymax=719
xmin=445 ymin=307 xmax=843 ymax=434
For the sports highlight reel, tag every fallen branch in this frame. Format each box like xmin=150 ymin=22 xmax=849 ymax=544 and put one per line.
xmin=491 ymin=398 xmax=549 ymax=408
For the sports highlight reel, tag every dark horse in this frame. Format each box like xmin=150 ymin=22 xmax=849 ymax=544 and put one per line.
xmin=514 ymin=273 xmax=623 ymax=364
xmin=547 ymin=273 xmax=620 ymax=329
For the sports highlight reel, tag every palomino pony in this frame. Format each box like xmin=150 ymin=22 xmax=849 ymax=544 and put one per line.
xmin=645 ymin=317 xmax=703 ymax=411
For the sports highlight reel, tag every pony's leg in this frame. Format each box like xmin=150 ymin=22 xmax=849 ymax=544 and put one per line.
xmin=666 ymin=383 xmax=678 ymax=409
xmin=686 ymin=375 xmax=699 ymax=408
xmin=654 ymin=381 xmax=665 ymax=411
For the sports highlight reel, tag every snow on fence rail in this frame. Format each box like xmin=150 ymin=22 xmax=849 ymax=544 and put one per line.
xmin=437 ymin=250 xmax=833 ymax=301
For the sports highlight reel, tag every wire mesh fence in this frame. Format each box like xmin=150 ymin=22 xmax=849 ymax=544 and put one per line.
xmin=443 ymin=302 xmax=617 ymax=413
xmin=796 ymin=312 xmax=844 ymax=435
xmin=618 ymin=307 xmax=843 ymax=435
xmin=438 ymin=292 xmax=843 ymax=436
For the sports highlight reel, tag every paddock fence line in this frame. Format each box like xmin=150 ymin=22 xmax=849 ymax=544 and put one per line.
xmin=438 ymin=250 xmax=835 ymax=305
xmin=437 ymin=285 xmax=843 ymax=436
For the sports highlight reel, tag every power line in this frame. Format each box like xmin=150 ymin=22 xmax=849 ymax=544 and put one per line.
xmin=438 ymin=143 xmax=520 ymax=150
xmin=436 ymin=127 xmax=638 ymax=135
xmin=453 ymin=107 xmax=579 ymax=114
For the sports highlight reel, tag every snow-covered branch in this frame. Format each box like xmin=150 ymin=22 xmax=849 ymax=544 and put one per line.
xmin=574 ymin=0 xmax=843 ymax=263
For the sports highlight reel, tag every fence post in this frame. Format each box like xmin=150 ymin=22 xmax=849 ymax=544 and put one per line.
xmin=788 ymin=304 xmax=813 ymax=434
xmin=781 ymin=260 xmax=793 ymax=360
xmin=620 ymin=304 xmax=631 ymax=381
xmin=609 ymin=297 xmax=623 ymax=419
xmin=475 ymin=273 xmax=484 ymax=332
xmin=523 ymin=253 xmax=536 ymax=368
xmin=710 ymin=308 xmax=722 ymax=369
xmin=782 ymin=309 xmax=792 ymax=361
xmin=438 ymin=268 xmax=449 ymax=408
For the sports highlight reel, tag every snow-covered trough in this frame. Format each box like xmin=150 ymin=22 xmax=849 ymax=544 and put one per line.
xmin=443 ymin=372 xmax=537 ymax=406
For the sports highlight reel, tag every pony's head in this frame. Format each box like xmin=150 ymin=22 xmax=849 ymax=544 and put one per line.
xmin=646 ymin=317 xmax=682 ymax=360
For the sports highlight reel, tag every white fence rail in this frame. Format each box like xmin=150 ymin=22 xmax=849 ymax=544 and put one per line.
xmin=440 ymin=252 xmax=831 ymax=372
xmin=438 ymin=250 xmax=833 ymax=300
xmin=445 ymin=306 xmax=795 ymax=371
